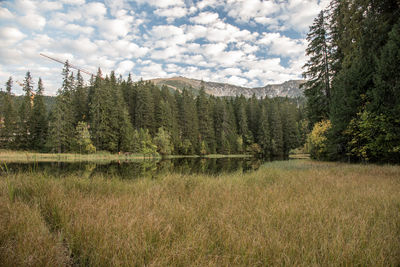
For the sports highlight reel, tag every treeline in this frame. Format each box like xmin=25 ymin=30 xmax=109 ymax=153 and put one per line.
xmin=0 ymin=65 xmax=307 ymax=158
xmin=303 ymin=0 xmax=400 ymax=163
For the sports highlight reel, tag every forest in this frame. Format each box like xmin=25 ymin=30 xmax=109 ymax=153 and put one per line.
xmin=303 ymin=0 xmax=400 ymax=163
xmin=0 ymin=67 xmax=306 ymax=158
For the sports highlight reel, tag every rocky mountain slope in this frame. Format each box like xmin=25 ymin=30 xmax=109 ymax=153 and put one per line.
xmin=150 ymin=76 xmax=304 ymax=98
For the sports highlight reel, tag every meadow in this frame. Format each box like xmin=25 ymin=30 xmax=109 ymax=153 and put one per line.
xmin=0 ymin=160 xmax=399 ymax=266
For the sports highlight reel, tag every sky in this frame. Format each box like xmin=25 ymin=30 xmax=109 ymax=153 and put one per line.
xmin=0 ymin=0 xmax=329 ymax=95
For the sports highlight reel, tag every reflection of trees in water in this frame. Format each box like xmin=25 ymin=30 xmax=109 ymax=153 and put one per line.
xmin=2 ymin=157 xmax=265 ymax=178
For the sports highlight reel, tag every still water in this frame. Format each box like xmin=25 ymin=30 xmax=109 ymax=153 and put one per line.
xmin=0 ymin=157 xmax=263 ymax=179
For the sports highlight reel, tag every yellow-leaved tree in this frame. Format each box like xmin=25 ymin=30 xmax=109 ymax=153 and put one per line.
xmin=306 ymin=120 xmax=331 ymax=160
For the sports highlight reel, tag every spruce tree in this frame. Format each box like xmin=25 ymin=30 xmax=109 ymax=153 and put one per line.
xmin=257 ymin=104 xmax=271 ymax=159
xmin=30 ymin=78 xmax=48 ymax=151
xmin=196 ymin=87 xmax=215 ymax=154
xmin=302 ymin=10 xmax=332 ymax=127
xmin=16 ymin=71 xmax=34 ymax=149
xmin=1 ymin=77 xmax=17 ymax=148
xmin=47 ymin=62 xmax=75 ymax=152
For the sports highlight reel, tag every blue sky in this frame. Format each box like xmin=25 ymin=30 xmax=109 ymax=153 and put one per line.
xmin=0 ymin=0 xmax=329 ymax=95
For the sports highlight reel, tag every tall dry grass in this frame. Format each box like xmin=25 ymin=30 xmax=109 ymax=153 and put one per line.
xmin=0 ymin=160 xmax=399 ymax=266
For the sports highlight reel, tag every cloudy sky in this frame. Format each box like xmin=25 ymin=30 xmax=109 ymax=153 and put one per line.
xmin=0 ymin=0 xmax=329 ymax=95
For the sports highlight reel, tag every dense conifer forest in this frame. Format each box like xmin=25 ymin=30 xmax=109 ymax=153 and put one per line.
xmin=302 ymin=0 xmax=400 ymax=163
xmin=0 ymin=66 xmax=306 ymax=158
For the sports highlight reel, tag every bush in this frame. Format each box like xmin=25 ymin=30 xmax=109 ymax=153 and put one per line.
xmin=306 ymin=120 xmax=331 ymax=160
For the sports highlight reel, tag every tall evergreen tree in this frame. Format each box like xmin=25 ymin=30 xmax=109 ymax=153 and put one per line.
xmin=0 ymin=77 xmax=17 ymax=148
xmin=47 ymin=62 xmax=75 ymax=152
xmin=269 ymin=101 xmax=283 ymax=158
xmin=196 ymin=87 xmax=215 ymax=154
xmin=73 ymin=70 xmax=88 ymax=124
xmin=257 ymin=103 xmax=271 ymax=159
xmin=30 ymin=78 xmax=48 ymax=151
xmin=302 ymin=10 xmax=332 ymax=127
xmin=16 ymin=71 xmax=34 ymax=149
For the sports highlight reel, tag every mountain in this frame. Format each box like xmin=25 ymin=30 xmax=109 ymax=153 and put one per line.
xmin=150 ymin=76 xmax=304 ymax=98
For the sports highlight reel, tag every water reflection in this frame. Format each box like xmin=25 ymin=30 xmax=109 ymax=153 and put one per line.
xmin=0 ymin=157 xmax=263 ymax=179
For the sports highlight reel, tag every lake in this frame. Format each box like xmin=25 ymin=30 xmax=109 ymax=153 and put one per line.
xmin=0 ymin=157 xmax=264 ymax=178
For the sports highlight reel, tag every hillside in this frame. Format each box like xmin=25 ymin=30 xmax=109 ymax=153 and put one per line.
xmin=150 ymin=76 xmax=304 ymax=98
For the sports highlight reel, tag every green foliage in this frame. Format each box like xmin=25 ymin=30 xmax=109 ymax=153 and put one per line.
xmin=345 ymin=109 xmax=400 ymax=163
xmin=3 ymin=66 xmax=306 ymax=158
xmin=30 ymin=78 xmax=48 ymax=151
xmin=153 ymin=127 xmax=173 ymax=156
xmin=74 ymin=121 xmax=96 ymax=154
xmin=302 ymin=1 xmax=400 ymax=163
xmin=306 ymin=120 xmax=331 ymax=160
xmin=0 ymin=77 xmax=18 ymax=148
xmin=302 ymin=10 xmax=332 ymax=127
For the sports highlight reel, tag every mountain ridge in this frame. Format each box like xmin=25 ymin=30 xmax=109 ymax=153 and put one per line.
xmin=149 ymin=76 xmax=305 ymax=98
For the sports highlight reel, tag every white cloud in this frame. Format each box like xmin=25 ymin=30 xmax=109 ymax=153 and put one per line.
xmin=258 ymin=32 xmax=306 ymax=57
xmin=203 ymin=43 xmax=226 ymax=56
xmin=116 ymin=60 xmax=135 ymax=75
xmin=65 ymin=24 xmax=94 ymax=35
xmin=281 ymin=0 xmax=330 ymax=32
xmin=0 ymin=7 xmax=14 ymax=19
xmin=66 ymin=37 xmax=98 ymax=55
xmin=0 ymin=27 xmax=26 ymax=46
xmin=99 ymin=18 xmax=131 ymax=39
xmin=18 ymin=13 xmax=46 ymax=31
xmin=154 ymin=6 xmax=187 ymax=22
xmin=190 ymin=12 xmax=219 ymax=25
xmin=61 ymin=0 xmax=86 ymax=5
xmin=40 ymin=1 xmax=63 ymax=11
xmin=15 ymin=0 xmax=37 ymax=13
xmin=225 ymin=0 xmax=279 ymax=23
xmin=133 ymin=0 xmax=185 ymax=8
xmin=140 ymin=62 xmax=167 ymax=78
xmin=226 ymin=75 xmax=248 ymax=86
xmin=197 ymin=0 xmax=219 ymax=9
xmin=84 ymin=2 xmax=107 ymax=19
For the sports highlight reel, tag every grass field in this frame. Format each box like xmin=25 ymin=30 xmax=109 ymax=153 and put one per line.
xmin=0 ymin=160 xmax=399 ymax=266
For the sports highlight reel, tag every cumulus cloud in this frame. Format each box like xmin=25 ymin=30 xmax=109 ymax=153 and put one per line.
xmin=225 ymin=0 xmax=279 ymax=23
xmin=99 ymin=18 xmax=131 ymax=39
xmin=40 ymin=1 xmax=63 ymax=11
xmin=18 ymin=13 xmax=46 ymax=31
xmin=154 ymin=6 xmax=187 ymax=22
xmin=0 ymin=27 xmax=26 ymax=46
xmin=133 ymin=0 xmax=185 ymax=8
xmin=61 ymin=0 xmax=86 ymax=5
xmin=0 ymin=0 xmax=326 ymax=93
xmin=190 ymin=12 xmax=219 ymax=25
xmin=0 ymin=7 xmax=14 ymax=19
xmin=116 ymin=60 xmax=135 ymax=75
xmin=258 ymin=32 xmax=306 ymax=57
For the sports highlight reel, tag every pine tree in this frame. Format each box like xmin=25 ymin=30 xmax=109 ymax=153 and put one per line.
xmin=30 ymin=78 xmax=48 ymax=151
xmin=16 ymin=71 xmax=34 ymax=149
xmin=234 ymin=95 xmax=252 ymax=147
xmin=177 ymin=88 xmax=199 ymax=154
xmin=269 ymin=101 xmax=283 ymax=158
xmin=47 ymin=62 xmax=75 ymax=152
xmin=196 ymin=87 xmax=215 ymax=154
xmin=0 ymin=77 xmax=17 ymax=148
xmin=302 ymin=10 xmax=332 ymax=127
xmin=134 ymin=81 xmax=155 ymax=133
xmin=281 ymin=101 xmax=300 ymax=157
xmin=73 ymin=70 xmax=88 ymax=124
xmin=257 ymin=104 xmax=271 ymax=159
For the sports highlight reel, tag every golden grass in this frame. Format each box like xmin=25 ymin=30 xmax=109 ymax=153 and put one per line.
xmin=0 ymin=160 xmax=399 ymax=266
